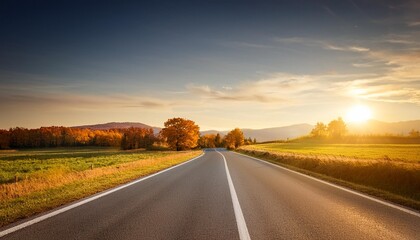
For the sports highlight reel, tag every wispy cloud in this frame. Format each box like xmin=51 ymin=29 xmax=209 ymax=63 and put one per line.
xmin=349 ymin=46 xmax=370 ymax=52
xmin=186 ymin=83 xmax=284 ymax=103
xmin=275 ymin=37 xmax=370 ymax=53
xmin=334 ymin=48 xmax=420 ymax=103
xmin=186 ymin=72 xmax=373 ymax=106
xmin=0 ymin=90 xmax=171 ymax=110
xmin=382 ymin=33 xmax=420 ymax=46
xmin=352 ymin=63 xmax=374 ymax=68
xmin=323 ymin=44 xmax=370 ymax=52
xmin=407 ymin=21 xmax=420 ymax=27
xmin=384 ymin=39 xmax=415 ymax=45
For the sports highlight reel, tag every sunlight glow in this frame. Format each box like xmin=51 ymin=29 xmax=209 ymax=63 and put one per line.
xmin=349 ymin=88 xmax=367 ymax=96
xmin=346 ymin=105 xmax=372 ymax=123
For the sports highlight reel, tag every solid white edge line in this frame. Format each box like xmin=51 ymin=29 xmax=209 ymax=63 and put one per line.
xmin=216 ymin=150 xmax=251 ymax=240
xmin=232 ymin=151 xmax=420 ymax=218
xmin=0 ymin=152 xmax=205 ymax=238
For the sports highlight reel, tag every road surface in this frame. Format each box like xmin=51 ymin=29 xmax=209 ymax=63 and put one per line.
xmin=1 ymin=149 xmax=419 ymax=239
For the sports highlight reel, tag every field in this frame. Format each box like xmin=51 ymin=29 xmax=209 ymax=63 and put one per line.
xmin=244 ymin=143 xmax=420 ymax=163
xmin=0 ymin=147 xmax=202 ymax=227
xmin=239 ymin=143 xmax=420 ymax=210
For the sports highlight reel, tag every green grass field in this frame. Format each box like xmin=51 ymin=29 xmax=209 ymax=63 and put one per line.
xmin=0 ymin=147 xmax=202 ymax=227
xmin=0 ymin=147 xmax=179 ymax=184
xmin=244 ymin=143 xmax=420 ymax=162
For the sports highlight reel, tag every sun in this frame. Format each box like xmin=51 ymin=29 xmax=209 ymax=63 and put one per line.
xmin=346 ymin=105 xmax=372 ymax=123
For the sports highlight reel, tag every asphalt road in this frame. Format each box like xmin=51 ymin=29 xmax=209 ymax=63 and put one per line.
xmin=1 ymin=149 xmax=419 ymax=239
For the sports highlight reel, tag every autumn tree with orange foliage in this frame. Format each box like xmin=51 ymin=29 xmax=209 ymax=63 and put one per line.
xmin=224 ymin=128 xmax=244 ymax=149
xmin=0 ymin=130 xmax=10 ymax=149
xmin=121 ymin=127 xmax=155 ymax=150
xmin=0 ymin=127 xmax=124 ymax=149
xmin=198 ymin=134 xmax=216 ymax=148
xmin=160 ymin=118 xmax=200 ymax=151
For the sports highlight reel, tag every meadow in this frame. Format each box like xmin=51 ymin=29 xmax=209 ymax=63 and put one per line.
xmin=244 ymin=143 xmax=420 ymax=163
xmin=239 ymin=143 xmax=420 ymax=210
xmin=0 ymin=147 xmax=201 ymax=227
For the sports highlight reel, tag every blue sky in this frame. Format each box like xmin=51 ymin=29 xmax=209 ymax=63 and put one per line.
xmin=1 ymin=0 xmax=420 ymax=130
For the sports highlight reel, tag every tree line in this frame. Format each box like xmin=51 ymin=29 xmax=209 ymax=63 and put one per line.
xmin=306 ymin=117 xmax=420 ymax=144
xmin=159 ymin=118 xmax=251 ymax=150
xmin=0 ymin=118 xmax=253 ymax=150
xmin=310 ymin=117 xmax=348 ymax=138
xmin=0 ymin=127 xmax=139 ymax=149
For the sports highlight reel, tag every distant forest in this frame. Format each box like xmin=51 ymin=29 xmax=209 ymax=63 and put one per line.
xmin=0 ymin=118 xmax=252 ymax=150
xmin=0 ymin=127 xmax=153 ymax=149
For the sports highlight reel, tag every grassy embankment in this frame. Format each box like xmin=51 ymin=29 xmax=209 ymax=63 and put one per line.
xmin=238 ymin=143 xmax=420 ymax=210
xmin=0 ymin=147 xmax=202 ymax=227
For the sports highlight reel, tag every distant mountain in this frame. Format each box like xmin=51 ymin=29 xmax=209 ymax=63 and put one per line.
xmin=200 ymin=130 xmax=225 ymax=136
xmin=72 ymin=122 xmax=161 ymax=134
xmin=348 ymin=119 xmax=420 ymax=135
xmin=201 ymin=124 xmax=314 ymax=142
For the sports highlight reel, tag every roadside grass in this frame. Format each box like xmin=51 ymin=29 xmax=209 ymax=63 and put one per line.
xmin=238 ymin=143 xmax=420 ymax=210
xmin=0 ymin=148 xmax=202 ymax=227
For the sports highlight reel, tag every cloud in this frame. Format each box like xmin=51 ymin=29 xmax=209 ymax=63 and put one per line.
xmin=186 ymin=73 xmax=362 ymax=105
xmin=323 ymin=44 xmax=369 ymax=52
xmin=384 ymin=39 xmax=415 ymax=45
xmin=275 ymin=37 xmax=370 ymax=53
xmin=0 ymin=90 xmax=171 ymax=110
xmin=407 ymin=21 xmax=420 ymax=27
xmin=187 ymin=58 xmax=420 ymax=106
xmin=332 ymin=47 xmax=420 ymax=104
xmin=186 ymin=83 xmax=283 ymax=103
xmin=323 ymin=44 xmax=346 ymax=51
xmin=349 ymin=46 xmax=370 ymax=52
xmin=352 ymin=63 xmax=374 ymax=68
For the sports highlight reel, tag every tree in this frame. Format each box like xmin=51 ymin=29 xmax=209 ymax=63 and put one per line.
xmin=2 ymin=126 xmax=126 ymax=149
xmin=310 ymin=122 xmax=327 ymax=138
xmin=214 ymin=133 xmax=222 ymax=147
xmin=327 ymin=117 xmax=347 ymax=138
xmin=120 ymin=128 xmax=154 ymax=150
xmin=409 ymin=129 xmax=420 ymax=137
xmin=0 ymin=130 xmax=10 ymax=149
xmin=198 ymin=134 xmax=216 ymax=148
xmin=160 ymin=118 xmax=200 ymax=151
xmin=224 ymin=128 xmax=244 ymax=149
